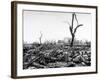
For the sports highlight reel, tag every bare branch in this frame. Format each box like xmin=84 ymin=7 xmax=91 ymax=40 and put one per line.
xmin=74 ymin=24 xmax=83 ymax=33
xmin=74 ymin=13 xmax=79 ymax=25
xmin=69 ymin=26 xmax=73 ymax=35
xmin=71 ymin=13 xmax=75 ymax=29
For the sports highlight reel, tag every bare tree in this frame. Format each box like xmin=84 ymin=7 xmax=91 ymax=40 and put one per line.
xmin=39 ymin=31 xmax=43 ymax=44
xmin=67 ymin=13 xmax=83 ymax=47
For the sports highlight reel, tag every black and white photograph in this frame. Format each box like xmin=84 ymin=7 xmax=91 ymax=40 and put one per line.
xmin=23 ymin=10 xmax=92 ymax=69
xmin=11 ymin=1 xmax=97 ymax=78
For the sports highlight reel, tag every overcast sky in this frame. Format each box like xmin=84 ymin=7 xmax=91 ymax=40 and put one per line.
xmin=23 ymin=10 xmax=91 ymax=43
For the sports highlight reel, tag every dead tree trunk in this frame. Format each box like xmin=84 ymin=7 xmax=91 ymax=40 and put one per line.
xmin=70 ymin=33 xmax=75 ymax=47
xmin=68 ymin=13 xmax=83 ymax=47
xmin=39 ymin=31 xmax=43 ymax=44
